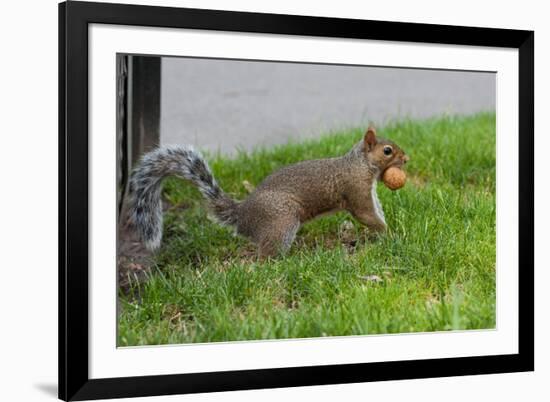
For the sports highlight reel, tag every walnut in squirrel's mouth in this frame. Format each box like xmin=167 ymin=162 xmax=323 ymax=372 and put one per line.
xmin=382 ymin=167 xmax=407 ymax=190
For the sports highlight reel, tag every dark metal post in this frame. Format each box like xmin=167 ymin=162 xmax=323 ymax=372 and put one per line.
xmin=116 ymin=55 xmax=161 ymax=217
xmin=128 ymin=56 xmax=162 ymax=166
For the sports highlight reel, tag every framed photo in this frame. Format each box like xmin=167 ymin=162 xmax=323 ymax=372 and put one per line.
xmin=59 ymin=1 xmax=534 ymax=400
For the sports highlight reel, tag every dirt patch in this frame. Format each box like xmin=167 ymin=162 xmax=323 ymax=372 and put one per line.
xmin=338 ymin=220 xmax=361 ymax=253
xmin=117 ymin=217 xmax=153 ymax=293
xmin=117 ymin=198 xmax=186 ymax=293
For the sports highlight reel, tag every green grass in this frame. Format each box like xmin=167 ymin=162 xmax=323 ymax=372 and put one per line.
xmin=118 ymin=112 xmax=496 ymax=346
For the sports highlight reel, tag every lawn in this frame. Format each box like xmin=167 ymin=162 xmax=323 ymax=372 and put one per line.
xmin=118 ymin=113 xmax=496 ymax=346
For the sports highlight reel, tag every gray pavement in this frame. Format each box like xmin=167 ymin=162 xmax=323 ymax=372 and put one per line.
xmin=160 ymin=57 xmax=495 ymax=154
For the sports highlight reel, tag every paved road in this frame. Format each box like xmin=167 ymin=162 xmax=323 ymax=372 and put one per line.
xmin=160 ymin=57 xmax=495 ymax=154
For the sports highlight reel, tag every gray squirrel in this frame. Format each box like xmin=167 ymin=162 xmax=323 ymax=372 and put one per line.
xmin=128 ymin=127 xmax=409 ymax=257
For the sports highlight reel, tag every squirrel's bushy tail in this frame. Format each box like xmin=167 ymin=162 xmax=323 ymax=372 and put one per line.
xmin=128 ymin=145 xmax=238 ymax=251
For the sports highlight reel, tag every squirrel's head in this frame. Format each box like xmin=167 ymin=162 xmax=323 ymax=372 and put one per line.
xmin=362 ymin=126 xmax=409 ymax=175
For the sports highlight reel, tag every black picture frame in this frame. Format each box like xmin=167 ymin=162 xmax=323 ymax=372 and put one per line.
xmin=59 ymin=1 xmax=534 ymax=400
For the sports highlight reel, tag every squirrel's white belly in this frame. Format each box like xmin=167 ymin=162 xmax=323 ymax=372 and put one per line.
xmin=371 ymin=181 xmax=386 ymax=224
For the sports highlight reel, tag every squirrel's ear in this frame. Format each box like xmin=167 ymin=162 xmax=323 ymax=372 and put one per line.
xmin=364 ymin=127 xmax=377 ymax=151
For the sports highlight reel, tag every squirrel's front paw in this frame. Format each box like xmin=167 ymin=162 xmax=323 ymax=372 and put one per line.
xmin=365 ymin=223 xmax=387 ymax=240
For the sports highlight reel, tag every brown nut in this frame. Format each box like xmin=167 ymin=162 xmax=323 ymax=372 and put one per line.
xmin=382 ymin=167 xmax=407 ymax=190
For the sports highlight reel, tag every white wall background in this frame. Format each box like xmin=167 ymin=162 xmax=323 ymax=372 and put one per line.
xmin=0 ymin=0 xmax=547 ymax=401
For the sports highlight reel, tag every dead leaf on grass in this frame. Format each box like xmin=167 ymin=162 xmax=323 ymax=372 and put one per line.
xmin=359 ymin=274 xmax=384 ymax=283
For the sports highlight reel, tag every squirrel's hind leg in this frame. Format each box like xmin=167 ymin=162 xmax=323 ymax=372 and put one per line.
xmin=256 ymin=217 xmax=300 ymax=258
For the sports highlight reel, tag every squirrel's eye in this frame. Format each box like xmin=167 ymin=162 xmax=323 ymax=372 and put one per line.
xmin=383 ymin=146 xmax=393 ymax=156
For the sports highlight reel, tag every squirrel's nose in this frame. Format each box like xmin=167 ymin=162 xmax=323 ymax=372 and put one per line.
xmin=403 ymin=155 xmax=410 ymax=164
